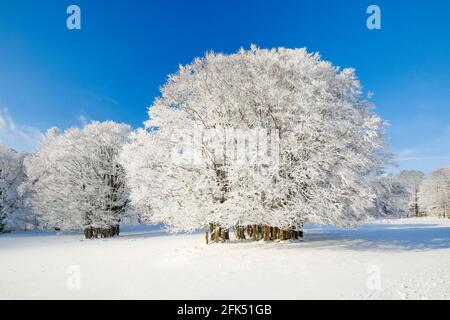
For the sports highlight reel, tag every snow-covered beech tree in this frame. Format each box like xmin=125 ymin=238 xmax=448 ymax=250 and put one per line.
xmin=398 ymin=170 xmax=425 ymax=217
xmin=419 ymin=168 xmax=450 ymax=218
xmin=23 ymin=121 xmax=131 ymax=238
xmin=371 ymin=172 xmax=410 ymax=218
xmin=121 ymin=46 xmax=388 ymax=243
xmin=0 ymin=144 xmax=35 ymax=232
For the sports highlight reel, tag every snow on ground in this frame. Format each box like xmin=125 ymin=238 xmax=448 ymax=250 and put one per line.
xmin=0 ymin=217 xmax=449 ymax=300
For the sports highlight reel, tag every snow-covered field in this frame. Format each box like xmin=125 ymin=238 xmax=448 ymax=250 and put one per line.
xmin=0 ymin=217 xmax=449 ymax=300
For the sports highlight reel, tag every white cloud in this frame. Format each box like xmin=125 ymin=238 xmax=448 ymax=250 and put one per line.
xmin=0 ymin=108 xmax=44 ymax=152
xmin=394 ymin=137 xmax=450 ymax=173
xmin=396 ymin=148 xmax=417 ymax=160
xmin=397 ymin=155 xmax=450 ymax=161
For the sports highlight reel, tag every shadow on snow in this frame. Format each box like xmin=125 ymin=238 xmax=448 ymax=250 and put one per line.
xmin=299 ymin=222 xmax=450 ymax=251
xmin=1 ymin=221 xmax=449 ymax=252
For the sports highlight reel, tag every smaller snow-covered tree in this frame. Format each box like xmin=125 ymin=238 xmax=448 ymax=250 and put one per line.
xmin=23 ymin=121 xmax=131 ymax=238
xmin=398 ymin=170 xmax=425 ymax=217
xmin=0 ymin=144 xmax=35 ymax=232
xmin=419 ymin=168 xmax=450 ymax=218
xmin=371 ymin=173 xmax=410 ymax=218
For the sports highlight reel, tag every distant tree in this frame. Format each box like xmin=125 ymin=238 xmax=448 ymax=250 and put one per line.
xmin=398 ymin=170 xmax=425 ymax=217
xmin=371 ymin=172 xmax=410 ymax=218
xmin=419 ymin=168 xmax=450 ymax=218
xmin=0 ymin=144 xmax=35 ymax=232
xmin=23 ymin=121 xmax=131 ymax=238
xmin=121 ymin=46 xmax=388 ymax=243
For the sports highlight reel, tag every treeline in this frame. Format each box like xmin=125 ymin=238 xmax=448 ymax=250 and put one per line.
xmin=1 ymin=47 xmax=448 ymax=242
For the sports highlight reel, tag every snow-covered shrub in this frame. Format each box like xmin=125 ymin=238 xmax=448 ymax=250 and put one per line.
xmin=23 ymin=121 xmax=131 ymax=238
xmin=121 ymin=46 xmax=388 ymax=242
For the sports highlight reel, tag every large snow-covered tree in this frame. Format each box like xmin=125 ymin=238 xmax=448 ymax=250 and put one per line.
xmin=121 ymin=46 xmax=387 ymax=243
xmin=0 ymin=144 xmax=35 ymax=232
xmin=23 ymin=121 xmax=131 ymax=238
xmin=398 ymin=170 xmax=425 ymax=217
xmin=419 ymin=168 xmax=450 ymax=218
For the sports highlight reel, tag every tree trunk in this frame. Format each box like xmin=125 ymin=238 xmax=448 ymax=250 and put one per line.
xmin=204 ymin=225 xmax=209 ymax=244
xmin=237 ymin=226 xmax=245 ymax=239
xmin=220 ymin=228 xmax=228 ymax=241
xmin=216 ymin=227 xmax=221 ymax=243
xmin=209 ymin=223 xmax=215 ymax=242
xmin=292 ymin=227 xmax=298 ymax=240
xmin=84 ymin=226 xmax=119 ymax=239
xmin=84 ymin=227 xmax=92 ymax=239
xmin=234 ymin=225 xmax=242 ymax=240
xmin=263 ymin=225 xmax=269 ymax=241
xmin=273 ymin=227 xmax=279 ymax=240
xmin=205 ymin=223 xmax=304 ymax=243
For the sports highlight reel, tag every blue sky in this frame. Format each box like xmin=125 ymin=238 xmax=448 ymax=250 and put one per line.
xmin=0 ymin=0 xmax=449 ymax=173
